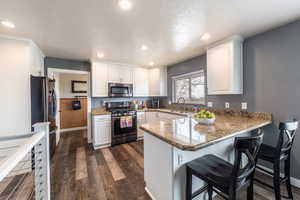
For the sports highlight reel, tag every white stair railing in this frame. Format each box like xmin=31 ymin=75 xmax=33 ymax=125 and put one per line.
xmin=0 ymin=122 xmax=50 ymax=200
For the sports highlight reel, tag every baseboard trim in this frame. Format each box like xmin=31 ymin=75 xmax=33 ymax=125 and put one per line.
xmin=257 ymin=164 xmax=300 ymax=188
xmin=145 ymin=187 xmax=156 ymax=200
xmin=93 ymin=143 xmax=111 ymax=150
xmin=60 ymin=127 xmax=87 ymax=133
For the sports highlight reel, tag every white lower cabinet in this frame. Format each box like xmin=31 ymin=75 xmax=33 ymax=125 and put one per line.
xmin=137 ymin=112 xmax=146 ymax=138
xmin=92 ymin=115 xmax=111 ymax=149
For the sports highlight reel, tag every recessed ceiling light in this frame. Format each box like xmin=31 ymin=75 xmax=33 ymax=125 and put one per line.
xmin=141 ymin=45 xmax=148 ymax=51
xmin=201 ymin=33 xmax=211 ymax=40
xmin=97 ymin=53 xmax=104 ymax=58
xmin=118 ymin=0 xmax=132 ymax=10
xmin=149 ymin=61 xmax=155 ymax=66
xmin=1 ymin=20 xmax=15 ymax=29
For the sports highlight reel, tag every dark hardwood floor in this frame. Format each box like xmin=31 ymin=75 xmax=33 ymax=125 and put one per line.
xmin=51 ymin=130 xmax=300 ymax=200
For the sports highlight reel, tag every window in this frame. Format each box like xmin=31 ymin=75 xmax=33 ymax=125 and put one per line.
xmin=172 ymin=70 xmax=205 ymax=104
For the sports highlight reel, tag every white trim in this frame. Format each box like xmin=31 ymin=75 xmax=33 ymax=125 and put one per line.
xmin=93 ymin=143 xmax=111 ymax=150
xmin=172 ymin=70 xmax=205 ymax=104
xmin=60 ymin=127 xmax=87 ymax=133
xmin=257 ymin=164 xmax=300 ymax=188
xmin=171 ymin=70 xmax=204 ymax=79
xmin=0 ymin=131 xmax=45 ymax=182
xmin=90 ymin=60 xmax=145 ymax=69
xmin=47 ymin=68 xmax=92 ymax=144
xmin=206 ymin=35 xmax=244 ymax=50
xmin=48 ymin=68 xmax=89 ymax=75
xmin=145 ymin=187 xmax=157 ymax=200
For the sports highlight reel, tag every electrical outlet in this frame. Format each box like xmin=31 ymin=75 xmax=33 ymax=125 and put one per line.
xmin=168 ymin=101 xmax=172 ymax=105
xmin=207 ymin=102 xmax=213 ymax=108
xmin=241 ymin=102 xmax=247 ymax=110
xmin=225 ymin=102 xmax=230 ymax=109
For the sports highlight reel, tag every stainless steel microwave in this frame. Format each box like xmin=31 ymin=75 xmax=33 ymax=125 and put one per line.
xmin=108 ymin=83 xmax=133 ymax=97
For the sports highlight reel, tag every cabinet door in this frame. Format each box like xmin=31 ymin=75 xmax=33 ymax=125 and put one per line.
xmin=146 ymin=112 xmax=159 ymax=123
xmin=148 ymin=67 xmax=167 ymax=96
xmin=133 ymin=68 xmax=149 ymax=96
xmin=207 ymin=37 xmax=243 ymax=95
xmin=159 ymin=67 xmax=168 ymax=96
xmin=92 ymin=62 xmax=108 ymax=97
xmin=93 ymin=116 xmax=111 ymax=147
xmin=108 ymin=65 xmax=133 ymax=83
xmin=148 ymin=68 xmax=160 ymax=96
xmin=108 ymin=65 xmax=121 ymax=83
xmin=207 ymin=42 xmax=232 ymax=94
xmin=119 ymin=66 xmax=133 ymax=83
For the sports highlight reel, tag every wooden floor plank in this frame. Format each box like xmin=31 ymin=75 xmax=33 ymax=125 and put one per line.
xmin=110 ymin=145 xmax=146 ymax=198
xmin=122 ymin=143 xmax=144 ymax=169
xmin=86 ymin=155 xmax=107 ymax=200
xmin=0 ymin=176 xmax=13 ymax=194
xmin=75 ymin=147 xmax=88 ymax=180
xmin=101 ymin=148 xmax=126 ymax=181
xmin=128 ymin=141 xmax=144 ymax=156
xmin=10 ymin=173 xmax=34 ymax=200
xmin=95 ymin=149 xmax=123 ymax=200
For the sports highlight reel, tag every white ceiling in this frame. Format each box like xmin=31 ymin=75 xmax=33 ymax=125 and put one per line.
xmin=1 ymin=0 xmax=300 ymax=67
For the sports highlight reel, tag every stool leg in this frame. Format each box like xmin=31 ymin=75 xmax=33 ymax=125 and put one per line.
xmin=285 ymin=157 xmax=293 ymax=199
xmin=186 ymin=167 xmax=192 ymax=200
xmin=207 ymin=185 xmax=213 ymax=200
xmin=247 ymin=174 xmax=254 ymax=200
xmin=273 ymin=160 xmax=281 ymax=200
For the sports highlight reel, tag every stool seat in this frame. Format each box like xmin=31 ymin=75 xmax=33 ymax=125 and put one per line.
xmin=254 ymin=119 xmax=299 ymax=200
xmin=257 ymin=144 xmax=277 ymax=161
xmin=187 ymin=155 xmax=233 ymax=193
xmin=186 ymin=133 xmax=264 ymax=200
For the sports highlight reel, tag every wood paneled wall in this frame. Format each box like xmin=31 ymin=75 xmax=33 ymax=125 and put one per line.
xmin=60 ymin=98 xmax=87 ymax=129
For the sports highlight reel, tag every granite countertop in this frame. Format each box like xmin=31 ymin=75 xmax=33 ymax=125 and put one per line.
xmin=140 ymin=111 xmax=272 ymax=151
xmin=92 ymin=108 xmax=111 ymax=115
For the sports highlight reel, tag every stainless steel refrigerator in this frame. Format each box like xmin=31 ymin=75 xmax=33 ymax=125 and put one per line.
xmin=30 ymin=75 xmax=57 ymax=159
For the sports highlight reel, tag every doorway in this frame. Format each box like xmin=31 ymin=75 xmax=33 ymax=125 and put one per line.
xmin=47 ymin=68 xmax=91 ymax=145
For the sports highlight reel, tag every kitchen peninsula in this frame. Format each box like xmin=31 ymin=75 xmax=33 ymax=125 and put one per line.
xmin=140 ymin=110 xmax=272 ymax=200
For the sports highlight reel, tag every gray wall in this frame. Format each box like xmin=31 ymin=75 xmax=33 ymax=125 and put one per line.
xmin=44 ymin=57 xmax=90 ymax=74
xmin=167 ymin=20 xmax=300 ymax=180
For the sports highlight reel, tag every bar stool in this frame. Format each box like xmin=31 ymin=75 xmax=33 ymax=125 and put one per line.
xmin=186 ymin=133 xmax=263 ymax=200
xmin=255 ymin=119 xmax=298 ymax=200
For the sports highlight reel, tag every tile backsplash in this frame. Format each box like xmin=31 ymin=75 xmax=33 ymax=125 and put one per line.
xmin=91 ymin=97 xmax=168 ymax=109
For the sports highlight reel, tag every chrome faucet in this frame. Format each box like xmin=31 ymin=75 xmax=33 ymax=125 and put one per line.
xmin=177 ymin=97 xmax=185 ymax=104
xmin=177 ymin=97 xmax=187 ymax=112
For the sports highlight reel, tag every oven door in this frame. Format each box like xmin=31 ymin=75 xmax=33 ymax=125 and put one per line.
xmin=112 ymin=116 xmax=137 ymax=137
xmin=108 ymin=83 xmax=133 ymax=97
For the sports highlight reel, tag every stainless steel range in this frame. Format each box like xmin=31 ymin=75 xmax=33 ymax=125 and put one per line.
xmin=106 ymin=101 xmax=137 ymax=146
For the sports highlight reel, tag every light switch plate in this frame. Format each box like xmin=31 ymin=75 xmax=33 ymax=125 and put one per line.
xmin=225 ymin=102 xmax=230 ymax=109
xmin=242 ymin=102 xmax=247 ymax=110
xmin=207 ymin=102 xmax=213 ymax=107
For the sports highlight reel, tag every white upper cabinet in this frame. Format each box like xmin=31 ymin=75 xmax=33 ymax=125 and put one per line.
xmin=92 ymin=62 xmax=108 ymax=97
xmin=108 ymin=64 xmax=133 ymax=84
xmin=207 ymin=36 xmax=243 ymax=95
xmin=133 ymin=68 xmax=149 ymax=96
xmin=91 ymin=61 xmax=167 ymax=97
xmin=148 ymin=67 xmax=167 ymax=96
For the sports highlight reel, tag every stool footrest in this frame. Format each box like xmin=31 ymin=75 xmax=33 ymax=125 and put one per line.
xmin=192 ymin=184 xmax=208 ymax=198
